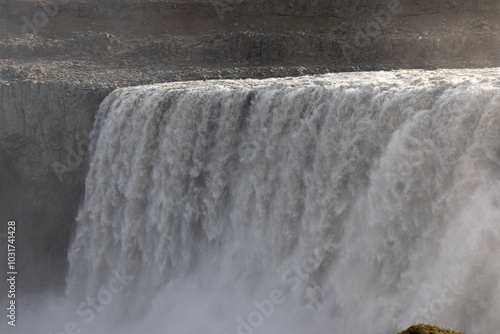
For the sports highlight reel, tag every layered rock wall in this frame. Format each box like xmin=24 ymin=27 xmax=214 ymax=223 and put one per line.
xmin=0 ymin=83 xmax=108 ymax=294
xmin=2 ymin=0 xmax=500 ymax=20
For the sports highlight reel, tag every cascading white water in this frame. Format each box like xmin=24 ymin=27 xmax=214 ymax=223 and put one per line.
xmin=52 ymin=70 xmax=500 ymax=334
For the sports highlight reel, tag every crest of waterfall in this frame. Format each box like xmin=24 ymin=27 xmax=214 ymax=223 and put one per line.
xmin=66 ymin=70 xmax=500 ymax=334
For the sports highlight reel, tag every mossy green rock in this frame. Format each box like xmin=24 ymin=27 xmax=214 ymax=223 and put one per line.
xmin=398 ymin=324 xmax=464 ymax=334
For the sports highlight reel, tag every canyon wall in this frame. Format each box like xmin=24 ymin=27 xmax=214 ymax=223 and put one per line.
xmin=0 ymin=83 xmax=108 ymax=294
xmin=3 ymin=0 xmax=500 ymax=20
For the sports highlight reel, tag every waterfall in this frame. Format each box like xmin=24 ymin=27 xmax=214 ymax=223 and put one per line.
xmin=63 ymin=69 xmax=500 ymax=334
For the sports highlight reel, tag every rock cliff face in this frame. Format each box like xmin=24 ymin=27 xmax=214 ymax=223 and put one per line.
xmin=0 ymin=82 xmax=108 ymax=294
xmin=3 ymin=0 xmax=498 ymax=19
xmin=2 ymin=0 xmax=500 ymax=25
xmin=266 ymin=0 xmax=500 ymax=16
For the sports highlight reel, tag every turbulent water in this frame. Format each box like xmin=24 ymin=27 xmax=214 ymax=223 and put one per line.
xmin=10 ymin=69 xmax=500 ymax=334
